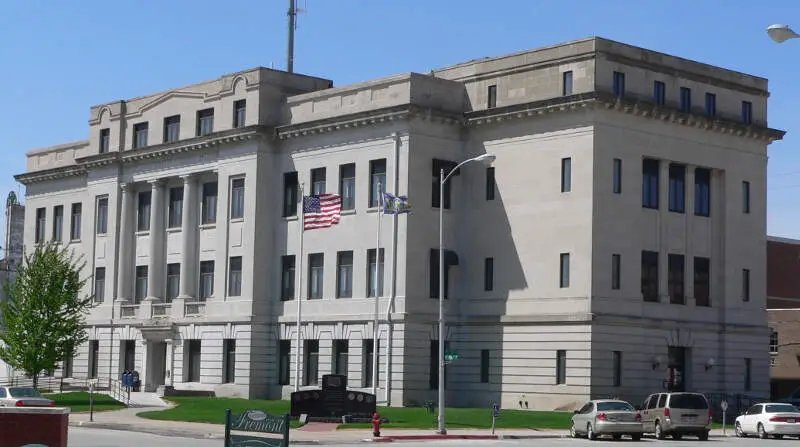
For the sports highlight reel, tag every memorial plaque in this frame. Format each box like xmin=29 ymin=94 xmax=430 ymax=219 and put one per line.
xmin=289 ymin=374 xmax=376 ymax=418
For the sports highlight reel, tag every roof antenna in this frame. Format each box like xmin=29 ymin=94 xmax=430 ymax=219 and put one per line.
xmin=286 ymin=0 xmax=308 ymax=73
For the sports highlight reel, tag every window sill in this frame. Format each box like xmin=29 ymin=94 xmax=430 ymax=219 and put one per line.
xmin=69 ymin=239 xmax=81 ymax=244
xmin=135 ymin=231 xmax=150 ymax=236
xmin=668 ymin=209 xmax=685 ymax=214
xmin=166 ymin=227 xmax=182 ymax=234
xmin=199 ymin=223 xmax=217 ymax=230
xmin=230 ymin=218 xmax=244 ymax=224
xmin=341 ymin=209 xmax=356 ymax=216
xmin=283 ymin=215 xmax=298 ymax=222
xmin=694 ymin=213 xmax=710 ymax=218
xmin=642 ymin=205 xmax=659 ymax=211
xmin=96 ymin=233 xmax=108 ymax=238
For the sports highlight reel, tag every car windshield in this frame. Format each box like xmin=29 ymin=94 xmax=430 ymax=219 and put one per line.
xmin=597 ymin=401 xmax=635 ymax=412
xmin=766 ymin=404 xmax=798 ymax=413
xmin=8 ymin=388 xmax=43 ymax=398
xmin=669 ymin=394 xmax=708 ymax=409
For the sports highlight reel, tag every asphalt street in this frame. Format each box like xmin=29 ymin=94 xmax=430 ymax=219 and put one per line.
xmin=68 ymin=426 xmax=221 ymax=447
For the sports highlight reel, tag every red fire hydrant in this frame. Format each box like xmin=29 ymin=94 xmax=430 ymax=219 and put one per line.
xmin=372 ymin=412 xmax=382 ymax=437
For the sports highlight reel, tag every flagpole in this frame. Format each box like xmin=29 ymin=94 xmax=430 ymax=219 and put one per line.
xmin=371 ymin=182 xmax=381 ymax=398
xmin=294 ymin=182 xmax=305 ymax=392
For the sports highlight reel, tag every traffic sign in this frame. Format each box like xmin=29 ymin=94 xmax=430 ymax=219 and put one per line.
xmin=444 ymin=351 xmax=459 ymax=361
xmin=721 ymin=400 xmax=728 ymax=411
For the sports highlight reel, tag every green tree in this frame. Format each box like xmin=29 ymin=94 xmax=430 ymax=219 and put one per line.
xmin=0 ymin=243 xmax=95 ymax=388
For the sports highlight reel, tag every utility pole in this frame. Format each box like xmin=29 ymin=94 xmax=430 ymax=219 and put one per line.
xmin=287 ymin=0 xmax=296 ymax=73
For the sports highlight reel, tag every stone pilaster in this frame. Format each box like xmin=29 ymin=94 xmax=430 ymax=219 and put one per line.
xmin=658 ymin=160 xmax=669 ymax=302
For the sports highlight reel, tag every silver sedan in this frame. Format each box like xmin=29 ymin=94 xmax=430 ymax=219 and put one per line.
xmin=0 ymin=386 xmax=54 ymax=407
xmin=570 ymin=399 xmax=644 ymax=441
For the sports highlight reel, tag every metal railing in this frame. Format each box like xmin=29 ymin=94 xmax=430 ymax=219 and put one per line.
xmin=185 ymin=301 xmax=206 ymax=316
xmin=151 ymin=303 xmax=171 ymax=318
xmin=106 ymin=378 xmax=133 ymax=407
xmin=0 ymin=375 xmax=94 ymax=394
xmin=120 ymin=305 xmax=138 ymax=319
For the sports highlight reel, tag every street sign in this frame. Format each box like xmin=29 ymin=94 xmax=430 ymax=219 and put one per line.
xmin=721 ymin=400 xmax=728 ymax=411
xmin=444 ymin=351 xmax=459 ymax=361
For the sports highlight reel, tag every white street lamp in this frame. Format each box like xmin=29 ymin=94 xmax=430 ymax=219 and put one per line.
xmin=437 ymin=152 xmax=496 ymax=435
xmin=767 ymin=24 xmax=800 ymax=43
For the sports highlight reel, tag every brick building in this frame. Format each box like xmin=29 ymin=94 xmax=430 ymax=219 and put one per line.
xmin=767 ymin=236 xmax=800 ymax=399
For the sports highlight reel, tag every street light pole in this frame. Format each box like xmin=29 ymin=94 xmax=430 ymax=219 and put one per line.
xmin=436 ymin=153 xmax=496 ymax=435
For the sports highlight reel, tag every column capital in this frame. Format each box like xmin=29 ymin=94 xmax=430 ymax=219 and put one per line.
xmin=148 ymin=178 xmax=165 ymax=187
xmin=120 ymin=182 xmax=132 ymax=192
xmin=179 ymin=173 xmax=198 ymax=182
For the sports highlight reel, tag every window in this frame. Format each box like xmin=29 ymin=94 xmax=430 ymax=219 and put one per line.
xmin=668 ymin=164 xmax=686 ymax=213
xmin=99 ymin=128 xmax=110 ymax=153
xmin=432 ymin=159 xmax=457 ymax=209
xmin=283 ymin=172 xmax=299 ymax=217
xmin=641 ymin=251 xmax=659 ymax=302
xmin=311 ymin=168 xmax=326 ymax=196
xmin=199 ymin=261 xmax=214 ymax=300
xmin=308 ymin=253 xmax=324 ymax=299
xmin=556 ymin=350 xmax=567 ymax=385
xmin=561 ymin=157 xmax=572 ymax=193
xmin=233 ymin=99 xmax=246 ymax=128
xmin=230 ymin=178 xmax=245 ymax=219
xmin=653 ymin=81 xmax=665 ymax=106
xmin=705 ymin=93 xmax=716 ymax=117
xmin=744 ymin=358 xmax=752 ymax=391
xmin=370 ymin=159 xmax=387 ymax=208
xmin=694 ymin=257 xmax=710 ymax=307
xmin=223 ymin=339 xmax=236 ymax=383
xmin=487 ymin=84 xmax=497 ymax=108
xmin=168 ymin=187 xmax=184 ymax=228
xmin=137 ymin=191 xmax=151 ymax=231
xmin=186 ymin=340 xmax=201 ymax=382
xmin=336 ymin=251 xmax=353 ymax=298
xmin=362 ymin=340 xmax=376 ymax=388
xmin=642 ymin=159 xmax=659 ymax=209
xmin=35 ymin=208 xmax=45 ymax=244
xmin=430 ymin=249 xmax=458 ymax=299
xmin=135 ymin=266 xmax=148 ymax=303
xmin=339 ymin=164 xmax=355 ymax=211
xmin=668 ymin=254 xmax=685 ymax=304
xmin=201 ymin=182 xmax=218 ymax=224
xmin=166 ymin=263 xmax=180 ymax=302
xmin=562 ymin=71 xmax=573 ymax=96
xmin=123 ymin=340 xmax=136 ymax=371
xmin=133 ymin=122 xmax=149 ymax=149
xmin=228 ymin=257 xmax=242 ymax=297
xmin=484 ymin=257 xmax=494 ymax=291
xmin=429 ymin=340 xmax=450 ymax=389
xmin=486 ymin=167 xmax=496 ymax=200
xmin=164 ymin=115 xmax=180 ymax=143
xmin=612 ymin=71 xmax=625 ymax=98
xmin=742 ymin=101 xmax=753 ymax=124
xmin=70 ymin=203 xmax=82 ymax=240
xmin=742 ymin=181 xmax=751 ymax=214
xmin=612 ymin=351 xmax=622 ymax=387
xmin=278 ymin=340 xmax=290 ymax=385
xmin=303 ymin=340 xmax=319 ymax=386
xmin=770 ymin=331 xmax=779 ymax=354
xmin=559 ymin=253 xmax=570 ymax=288
xmin=197 ymin=108 xmax=214 ymax=136
xmin=333 ymin=340 xmax=349 ymax=376
xmin=94 ymin=267 xmax=106 ymax=303
xmin=611 ymin=254 xmax=621 ymax=290
xmin=680 ymin=87 xmax=692 ymax=112
xmin=281 ymin=255 xmax=295 ymax=301
xmin=96 ymin=197 xmax=109 ymax=234
xmin=613 ymin=158 xmax=622 ymax=194
xmin=88 ymin=341 xmax=99 ymax=379
xmin=742 ymin=268 xmax=751 ymax=302
xmin=694 ymin=168 xmax=711 ymax=217
xmin=367 ymin=248 xmax=385 ymax=297
xmin=480 ymin=349 xmax=490 ymax=383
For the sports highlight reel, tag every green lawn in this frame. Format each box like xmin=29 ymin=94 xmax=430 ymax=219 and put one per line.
xmin=138 ymin=397 xmax=572 ymax=429
xmin=46 ymin=392 xmax=127 ymax=413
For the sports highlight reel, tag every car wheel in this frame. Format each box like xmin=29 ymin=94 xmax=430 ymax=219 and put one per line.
xmin=758 ymin=423 xmax=767 ymax=439
xmin=735 ymin=422 xmax=744 ymax=438
xmin=673 ymin=433 xmax=683 ymax=440
xmin=776 ymin=435 xmax=785 ymax=440
xmin=698 ymin=431 xmax=709 ymax=441
xmin=631 ymin=434 xmax=642 ymax=441
xmin=612 ymin=435 xmax=621 ymax=440
xmin=587 ymin=423 xmax=597 ymax=440
xmin=569 ymin=423 xmax=577 ymax=438
xmin=655 ymin=421 xmax=665 ymax=440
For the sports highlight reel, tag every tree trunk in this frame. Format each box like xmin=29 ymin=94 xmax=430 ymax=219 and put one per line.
xmin=32 ymin=373 xmax=38 ymax=390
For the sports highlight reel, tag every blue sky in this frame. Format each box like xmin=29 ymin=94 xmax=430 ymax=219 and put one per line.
xmin=1 ymin=0 xmax=799 ymax=241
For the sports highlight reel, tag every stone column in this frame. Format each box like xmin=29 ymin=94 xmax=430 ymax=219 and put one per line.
xmin=145 ymin=179 xmax=165 ymax=302
xmin=685 ymin=166 xmax=695 ymax=305
xmin=165 ymin=339 xmax=175 ymax=387
xmin=116 ymin=183 xmax=134 ymax=303
xmin=139 ymin=339 xmax=149 ymax=392
xmin=658 ymin=160 xmax=670 ymax=302
xmin=177 ymin=174 xmax=197 ymax=300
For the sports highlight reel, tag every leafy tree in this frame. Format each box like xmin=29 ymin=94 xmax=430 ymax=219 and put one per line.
xmin=0 ymin=243 xmax=95 ymax=388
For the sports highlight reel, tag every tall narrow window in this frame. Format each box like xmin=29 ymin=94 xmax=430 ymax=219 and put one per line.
xmin=641 ymin=251 xmax=659 ymax=302
xmin=612 ymin=351 xmax=622 ymax=387
xmin=668 ymin=164 xmax=686 ymax=213
xmin=228 ymin=257 xmax=242 ymax=297
xmin=336 ymin=251 xmax=353 ymax=298
xmin=199 ymin=261 xmax=214 ymax=300
xmin=742 ymin=181 xmax=751 ymax=214
xmin=680 ymin=87 xmax=692 ymax=112
xmin=742 ymin=101 xmax=753 ymax=124
xmin=480 ymin=349 xmax=490 ymax=383
xmin=367 ymin=248 xmax=385 ymax=297
xmin=137 ymin=191 xmax=151 ymax=231
xmin=233 ymin=99 xmax=246 ymax=128
xmin=612 ymin=72 xmax=625 ymax=98
xmin=556 ymin=350 xmax=567 ymax=385
xmin=281 ymin=255 xmax=296 ymax=301
xmin=333 ymin=340 xmax=349 ymax=376
xmin=99 ymin=128 xmax=110 ymax=153
xmin=562 ymin=71 xmax=573 ymax=96
xmin=653 ymin=81 xmax=665 ymax=106
xmin=70 ymin=203 xmax=82 ymax=240
xmin=223 ymin=339 xmax=236 ymax=383
xmin=744 ymin=358 xmax=752 ymax=391
xmin=484 ymin=257 xmax=494 ymax=291
xmin=694 ymin=257 xmax=710 ymax=307
xmin=430 ymin=249 xmax=457 ymax=299
xmin=52 ymin=205 xmax=63 ymax=242
xmin=432 ymin=159 xmax=457 ymax=209
xmin=197 ymin=108 xmax=214 ymax=136
xmin=642 ymin=159 xmax=659 ymax=209
xmin=611 ymin=254 xmax=621 ymax=290
xmin=166 ymin=263 xmax=180 ymax=303
xmin=230 ymin=178 xmax=245 ymax=219
xmin=429 ymin=340 xmax=450 ymax=389
xmin=88 ymin=341 xmax=99 ymax=379
xmin=35 ymin=208 xmax=46 ymax=244
xmin=303 ymin=340 xmax=319 ymax=386
xmin=135 ymin=266 xmax=148 ymax=303
xmin=168 ymin=187 xmax=184 ymax=228
xmin=613 ymin=158 xmax=622 ymax=194
xmin=163 ymin=115 xmax=180 ymax=143
xmin=362 ymin=339 xmax=375 ymax=388
xmin=668 ymin=254 xmax=685 ymax=304
xmin=742 ymin=268 xmax=751 ymax=302
xmin=133 ymin=122 xmax=149 ymax=149
xmin=202 ymin=182 xmax=218 ymax=224
xmin=485 ymin=167 xmax=496 ymax=200
xmin=561 ymin=157 xmax=572 ymax=193
xmin=96 ymin=197 xmax=108 ymax=234
xmin=705 ymin=93 xmax=716 ymax=117
xmin=487 ymin=85 xmax=497 ymax=108
xmin=694 ymin=168 xmax=711 ymax=217
xmin=94 ymin=267 xmax=106 ymax=303
xmin=283 ymin=172 xmax=299 ymax=217
xmin=369 ymin=159 xmax=387 ymax=208
xmin=309 ymin=168 xmax=326 ymax=196
xmin=771 ymin=331 xmax=779 ymax=354
xmin=559 ymin=253 xmax=570 ymax=288
xmin=278 ymin=340 xmax=290 ymax=385
xmin=339 ymin=164 xmax=355 ymax=211
xmin=308 ymin=253 xmax=324 ymax=299
xmin=186 ymin=340 xmax=201 ymax=382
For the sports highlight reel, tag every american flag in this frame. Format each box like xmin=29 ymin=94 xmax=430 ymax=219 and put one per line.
xmin=303 ymin=194 xmax=342 ymax=230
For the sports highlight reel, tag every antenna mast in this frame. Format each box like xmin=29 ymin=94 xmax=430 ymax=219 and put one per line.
xmin=287 ymin=0 xmax=297 ymax=73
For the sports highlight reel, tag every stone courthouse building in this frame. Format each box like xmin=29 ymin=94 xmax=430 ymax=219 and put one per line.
xmin=15 ymin=37 xmax=783 ymax=409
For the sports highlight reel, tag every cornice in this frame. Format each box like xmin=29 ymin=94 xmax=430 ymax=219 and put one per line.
xmin=14 ymin=165 xmax=87 ymax=185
